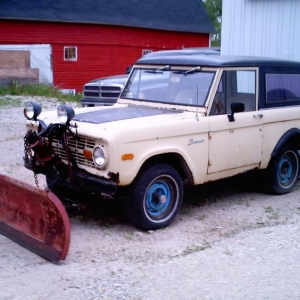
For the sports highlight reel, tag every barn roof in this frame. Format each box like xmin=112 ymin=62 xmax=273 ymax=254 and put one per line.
xmin=0 ymin=0 xmax=215 ymax=34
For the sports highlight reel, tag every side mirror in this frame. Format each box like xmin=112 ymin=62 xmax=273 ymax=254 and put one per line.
xmin=228 ymin=102 xmax=245 ymax=122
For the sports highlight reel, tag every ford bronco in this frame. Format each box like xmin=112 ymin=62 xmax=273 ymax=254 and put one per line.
xmin=22 ymin=52 xmax=300 ymax=231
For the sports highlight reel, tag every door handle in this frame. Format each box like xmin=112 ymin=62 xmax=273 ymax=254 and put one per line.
xmin=253 ymin=114 xmax=263 ymax=119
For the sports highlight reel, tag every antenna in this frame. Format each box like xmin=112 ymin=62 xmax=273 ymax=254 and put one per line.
xmin=195 ymin=84 xmax=199 ymax=121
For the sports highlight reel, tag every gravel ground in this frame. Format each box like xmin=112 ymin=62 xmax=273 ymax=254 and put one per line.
xmin=0 ymin=96 xmax=300 ymax=300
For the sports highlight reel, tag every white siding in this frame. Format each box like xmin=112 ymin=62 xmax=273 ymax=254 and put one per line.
xmin=0 ymin=44 xmax=53 ymax=84
xmin=221 ymin=0 xmax=300 ymax=61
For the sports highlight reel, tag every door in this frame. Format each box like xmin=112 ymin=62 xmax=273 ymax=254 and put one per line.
xmin=207 ymin=69 xmax=263 ymax=174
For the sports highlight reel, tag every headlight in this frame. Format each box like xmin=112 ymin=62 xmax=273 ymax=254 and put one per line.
xmin=57 ymin=105 xmax=75 ymax=125
xmin=93 ymin=145 xmax=108 ymax=169
xmin=24 ymin=102 xmax=42 ymax=120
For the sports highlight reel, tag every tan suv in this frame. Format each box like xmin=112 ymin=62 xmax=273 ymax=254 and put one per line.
xmin=23 ymin=51 xmax=300 ymax=231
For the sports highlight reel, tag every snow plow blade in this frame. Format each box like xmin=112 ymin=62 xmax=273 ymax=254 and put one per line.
xmin=0 ymin=174 xmax=70 ymax=262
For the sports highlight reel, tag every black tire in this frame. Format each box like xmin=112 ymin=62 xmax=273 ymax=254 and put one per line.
xmin=46 ymin=174 xmax=62 ymax=195
xmin=46 ymin=174 xmax=85 ymax=202
xmin=127 ymin=163 xmax=183 ymax=230
xmin=265 ymin=144 xmax=299 ymax=194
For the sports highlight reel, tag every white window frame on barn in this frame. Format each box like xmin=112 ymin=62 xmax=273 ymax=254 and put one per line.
xmin=64 ymin=46 xmax=77 ymax=61
xmin=142 ymin=49 xmax=153 ymax=56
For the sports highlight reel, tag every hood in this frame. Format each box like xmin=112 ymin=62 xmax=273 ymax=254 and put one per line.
xmin=87 ymin=74 xmax=128 ymax=85
xmin=73 ymin=106 xmax=182 ymax=124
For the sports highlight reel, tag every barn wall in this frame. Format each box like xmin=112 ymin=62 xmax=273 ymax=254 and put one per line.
xmin=221 ymin=0 xmax=300 ymax=61
xmin=0 ymin=20 xmax=209 ymax=92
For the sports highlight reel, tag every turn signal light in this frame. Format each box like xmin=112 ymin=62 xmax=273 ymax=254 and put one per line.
xmin=83 ymin=149 xmax=93 ymax=160
xmin=122 ymin=153 xmax=134 ymax=161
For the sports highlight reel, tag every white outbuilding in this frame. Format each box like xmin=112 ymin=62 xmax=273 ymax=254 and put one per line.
xmin=221 ymin=0 xmax=300 ymax=61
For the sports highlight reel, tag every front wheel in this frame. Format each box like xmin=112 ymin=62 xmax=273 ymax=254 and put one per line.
xmin=265 ymin=144 xmax=299 ymax=194
xmin=127 ymin=163 xmax=183 ymax=230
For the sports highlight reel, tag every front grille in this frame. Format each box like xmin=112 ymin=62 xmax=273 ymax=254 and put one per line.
xmin=85 ymin=86 xmax=99 ymax=91
xmin=51 ymin=136 xmax=96 ymax=168
xmin=83 ymin=85 xmax=100 ymax=98
xmin=101 ymin=86 xmax=121 ymax=92
xmin=83 ymin=83 xmax=122 ymax=99
xmin=84 ymin=91 xmax=100 ymax=97
xmin=100 ymin=85 xmax=122 ymax=99
xmin=101 ymin=91 xmax=121 ymax=98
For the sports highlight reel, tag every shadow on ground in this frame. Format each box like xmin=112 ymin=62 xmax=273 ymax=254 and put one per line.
xmin=70 ymin=170 xmax=266 ymax=227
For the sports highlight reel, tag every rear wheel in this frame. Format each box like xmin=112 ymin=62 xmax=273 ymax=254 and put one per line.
xmin=127 ymin=163 xmax=183 ymax=230
xmin=265 ymin=144 xmax=299 ymax=194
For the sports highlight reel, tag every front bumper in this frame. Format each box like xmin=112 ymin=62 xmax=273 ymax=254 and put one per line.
xmin=24 ymin=159 xmax=117 ymax=195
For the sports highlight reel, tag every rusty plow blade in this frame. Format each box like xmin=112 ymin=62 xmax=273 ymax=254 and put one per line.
xmin=0 ymin=174 xmax=70 ymax=262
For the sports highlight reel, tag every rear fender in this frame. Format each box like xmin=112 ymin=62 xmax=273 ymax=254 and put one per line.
xmin=271 ymin=128 xmax=300 ymax=158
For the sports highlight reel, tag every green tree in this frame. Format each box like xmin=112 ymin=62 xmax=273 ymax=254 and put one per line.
xmin=202 ymin=0 xmax=222 ymax=46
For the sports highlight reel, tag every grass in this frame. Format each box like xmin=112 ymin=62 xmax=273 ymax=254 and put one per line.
xmin=0 ymin=81 xmax=81 ymax=105
xmin=264 ymin=206 xmax=280 ymax=220
xmin=182 ymin=242 xmax=211 ymax=255
xmin=0 ymin=96 xmax=22 ymax=106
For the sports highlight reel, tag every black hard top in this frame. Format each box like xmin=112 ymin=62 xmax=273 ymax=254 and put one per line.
xmin=0 ymin=0 xmax=215 ymax=34
xmin=136 ymin=52 xmax=300 ymax=68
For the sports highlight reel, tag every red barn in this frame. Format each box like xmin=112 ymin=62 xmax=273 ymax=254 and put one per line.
xmin=0 ymin=0 xmax=215 ymax=93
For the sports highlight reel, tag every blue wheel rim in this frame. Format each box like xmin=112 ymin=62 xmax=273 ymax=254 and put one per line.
xmin=145 ymin=177 xmax=175 ymax=220
xmin=277 ymin=151 xmax=298 ymax=187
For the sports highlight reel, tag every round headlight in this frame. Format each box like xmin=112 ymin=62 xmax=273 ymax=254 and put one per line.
xmin=57 ymin=105 xmax=75 ymax=124
xmin=24 ymin=102 xmax=42 ymax=120
xmin=93 ymin=145 xmax=108 ymax=168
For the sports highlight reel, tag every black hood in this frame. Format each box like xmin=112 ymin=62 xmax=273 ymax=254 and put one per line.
xmin=74 ymin=106 xmax=182 ymax=124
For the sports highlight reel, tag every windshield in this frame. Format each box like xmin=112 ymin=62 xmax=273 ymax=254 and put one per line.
xmin=121 ymin=67 xmax=215 ymax=106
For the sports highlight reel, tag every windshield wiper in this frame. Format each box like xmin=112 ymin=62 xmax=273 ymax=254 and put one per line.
xmin=145 ymin=65 xmax=170 ymax=73
xmin=184 ymin=66 xmax=201 ymax=75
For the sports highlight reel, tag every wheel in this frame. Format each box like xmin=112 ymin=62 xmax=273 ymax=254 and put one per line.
xmin=265 ymin=144 xmax=299 ymax=194
xmin=127 ymin=163 xmax=183 ymax=230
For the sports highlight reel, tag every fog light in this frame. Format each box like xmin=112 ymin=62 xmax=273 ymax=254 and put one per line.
xmin=57 ymin=105 xmax=75 ymax=125
xmin=24 ymin=102 xmax=42 ymax=120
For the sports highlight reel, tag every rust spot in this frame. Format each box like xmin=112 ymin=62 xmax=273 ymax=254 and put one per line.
xmin=108 ymin=171 xmax=119 ymax=184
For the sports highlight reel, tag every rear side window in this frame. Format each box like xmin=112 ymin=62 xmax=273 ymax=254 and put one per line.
xmin=266 ymin=74 xmax=300 ymax=105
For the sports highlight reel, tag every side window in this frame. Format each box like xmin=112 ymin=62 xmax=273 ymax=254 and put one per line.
xmin=266 ymin=73 xmax=300 ymax=106
xmin=210 ymin=70 xmax=256 ymax=115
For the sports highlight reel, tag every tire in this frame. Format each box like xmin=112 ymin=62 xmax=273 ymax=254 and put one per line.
xmin=46 ymin=174 xmax=84 ymax=202
xmin=127 ymin=163 xmax=183 ymax=230
xmin=46 ymin=174 xmax=62 ymax=195
xmin=265 ymin=144 xmax=299 ymax=194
